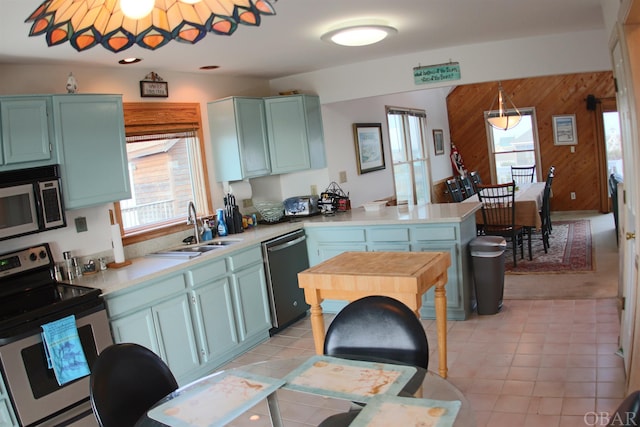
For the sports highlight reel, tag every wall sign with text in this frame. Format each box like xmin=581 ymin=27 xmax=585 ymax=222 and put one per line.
xmin=413 ymin=62 xmax=461 ymax=85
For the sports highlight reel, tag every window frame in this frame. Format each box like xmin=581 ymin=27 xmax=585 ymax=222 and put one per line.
xmin=484 ymin=107 xmax=543 ymax=183
xmin=117 ymin=102 xmax=212 ymax=246
xmin=385 ymin=106 xmax=432 ymax=205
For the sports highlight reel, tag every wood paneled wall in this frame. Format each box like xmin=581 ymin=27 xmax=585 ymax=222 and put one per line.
xmin=446 ymin=72 xmax=615 ymax=212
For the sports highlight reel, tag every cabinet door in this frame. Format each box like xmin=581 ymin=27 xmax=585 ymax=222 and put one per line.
xmin=0 ymin=98 xmax=52 ymax=167
xmin=208 ymin=97 xmax=270 ymax=181
xmin=153 ymin=294 xmax=200 ymax=379
xmin=110 ymin=308 xmax=160 ymax=354
xmin=53 ymin=95 xmax=131 ymax=209
xmin=192 ymin=277 xmax=239 ymax=362
xmin=0 ymin=397 xmax=18 ymax=427
xmin=412 ymin=243 xmax=464 ymax=318
xmin=231 ymin=264 xmax=272 ymax=342
xmin=265 ymin=96 xmax=311 ymax=174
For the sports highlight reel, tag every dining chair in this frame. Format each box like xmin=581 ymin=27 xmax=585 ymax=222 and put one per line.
xmin=476 ymin=182 xmax=531 ymax=266
xmin=457 ymin=175 xmax=475 ymax=198
xmin=89 ymin=343 xmax=179 ymax=427
xmin=319 ymin=295 xmax=429 ymax=427
xmin=607 ymin=389 xmax=640 ymax=426
xmin=469 ymin=171 xmax=482 ymax=192
xmin=539 ymin=166 xmax=555 ymax=252
xmin=445 ymin=177 xmax=464 ymax=202
xmin=609 ymin=172 xmax=623 ymax=246
xmin=511 ymin=165 xmax=536 ymax=184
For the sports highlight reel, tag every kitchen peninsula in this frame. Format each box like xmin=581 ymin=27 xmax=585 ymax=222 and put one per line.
xmin=74 ymin=201 xmax=480 ymax=384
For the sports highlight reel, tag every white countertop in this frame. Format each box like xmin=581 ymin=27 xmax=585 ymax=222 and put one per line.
xmin=72 ymin=202 xmax=480 ymax=297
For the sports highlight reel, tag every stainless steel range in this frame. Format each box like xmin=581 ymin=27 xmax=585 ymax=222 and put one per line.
xmin=0 ymin=243 xmax=113 ymax=427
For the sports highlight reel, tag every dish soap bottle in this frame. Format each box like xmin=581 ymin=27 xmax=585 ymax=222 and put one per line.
xmin=216 ymin=209 xmax=228 ymax=237
xmin=201 ymin=219 xmax=213 ymax=241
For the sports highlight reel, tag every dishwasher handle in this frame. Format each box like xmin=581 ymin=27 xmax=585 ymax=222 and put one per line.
xmin=267 ymin=235 xmax=307 ymax=252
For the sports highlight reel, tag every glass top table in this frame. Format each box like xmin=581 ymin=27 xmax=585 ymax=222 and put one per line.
xmin=135 ymin=355 xmax=476 ymax=427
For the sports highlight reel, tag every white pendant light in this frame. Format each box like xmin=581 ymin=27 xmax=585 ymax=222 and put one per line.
xmin=321 ymin=25 xmax=397 ymax=47
xmin=120 ymin=0 xmax=155 ymax=19
xmin=487 ymin=82 xmax=521 ymax=130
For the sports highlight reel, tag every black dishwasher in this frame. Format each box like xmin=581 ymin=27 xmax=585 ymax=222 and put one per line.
xmin=261 ymin=229 xmax=310 ymax=335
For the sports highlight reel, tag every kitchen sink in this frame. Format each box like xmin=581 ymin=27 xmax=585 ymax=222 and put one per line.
xmin=147 ymin=240 xmax=241 ymax=258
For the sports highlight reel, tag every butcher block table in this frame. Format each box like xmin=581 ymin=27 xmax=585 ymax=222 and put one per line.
xmin=297 ymin=251 xmax=452 ymax=378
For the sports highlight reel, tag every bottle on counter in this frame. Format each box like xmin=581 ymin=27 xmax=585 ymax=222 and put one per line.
xmin=63 ymin=251 xmax=75 ymax=280
xmin=216 ymin=208 xmax=228 ymax=237
xmin=201 ymin=219 xmax=213 ymax=241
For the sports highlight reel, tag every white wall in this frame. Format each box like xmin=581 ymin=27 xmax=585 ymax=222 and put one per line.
xmin=270 ymin=30 xmax=611 ymax=104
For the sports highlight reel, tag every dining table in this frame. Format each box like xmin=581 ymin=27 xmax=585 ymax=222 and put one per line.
xmin=461 ymin=181 xmax=546 ymax=229
xmin=134 ymin=355 xmax=476 ymax=427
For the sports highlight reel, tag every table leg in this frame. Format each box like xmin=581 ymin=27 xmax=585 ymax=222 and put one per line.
xmin=434 ymin=273 xmax=448 ymax=378
xmin=304 ymin=290 xmax=326 ymax=355
xmin=266 ymin=392 xmax=283 ymax=427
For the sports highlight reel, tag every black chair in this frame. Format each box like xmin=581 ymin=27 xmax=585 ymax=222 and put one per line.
xmin=90 ymin=343 xmax=179 ymax=427
xmin=511 ymin=165 xmax=536 ymax=184
xmin=445 ymin=178 xmax=464 ymax=202
xmin=477 ymin=182 xmax=531 ymax=266
xmin=457 ymin=175 xmax=475 ymax=198
xmin=469 ymin=171 xmax=482 ymax=192
xmin=609 ymin=172 xmax=623 ymax=246
xmin=607 ymin=390 xmax=640 ymax=426
xmin=319 ymin=295 xmax=429 ymax=427
xmin=538 ymin=166 xmax=555 ymax=251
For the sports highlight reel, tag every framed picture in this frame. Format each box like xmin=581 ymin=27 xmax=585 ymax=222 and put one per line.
xmin=552 ymin=114 xmax=578 ymax=145
xmin=140 ymin=81 xmax=169 ymax=98
xmin=433 ymin=129 xmax=445 ymax=155
xmin=353 ymin=123 xmax=386 ymax=174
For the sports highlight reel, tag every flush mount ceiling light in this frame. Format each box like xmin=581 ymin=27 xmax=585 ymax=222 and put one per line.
xmin=25 ymin=0 xmax=276 ymax=53
xmin=486 ymin=82 xmax=522 ymax=131
xmin=321 ymin=24 xmax=397 ymax=47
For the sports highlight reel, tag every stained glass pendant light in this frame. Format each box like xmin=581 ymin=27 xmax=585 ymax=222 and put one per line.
xmin=25 ymin=0 xmax=277 ymax=53
xmin=486 ymin=82 xmax=521 ymax=131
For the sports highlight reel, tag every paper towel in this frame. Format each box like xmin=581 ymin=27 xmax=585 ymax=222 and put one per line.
xmin=228 ymin=181 xmax=253 ymax=200
xmin=111 ymin=224 xmax=125 ymax=263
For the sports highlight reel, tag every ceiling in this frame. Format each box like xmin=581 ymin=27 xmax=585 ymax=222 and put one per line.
xmin=0 ymin=0 xmax=605 ymax=79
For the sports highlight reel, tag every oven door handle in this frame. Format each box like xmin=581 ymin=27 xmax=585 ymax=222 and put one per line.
xmin=267 ymin=235 xmax=306 ymax=252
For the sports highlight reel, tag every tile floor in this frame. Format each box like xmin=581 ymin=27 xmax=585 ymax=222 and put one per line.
xmin=223 ymin=212 xmax=625 ymax=427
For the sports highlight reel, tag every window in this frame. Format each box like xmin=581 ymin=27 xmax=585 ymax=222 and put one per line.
xmin=117 ymin=103 xmax=211 ymax=243
xmin=485 ymin=108 xmax=541 ymax=183
xmin=386 ymin=107 xmax=431 ymax=205
xmin=121 ymin=131 xmax=208 ymax=232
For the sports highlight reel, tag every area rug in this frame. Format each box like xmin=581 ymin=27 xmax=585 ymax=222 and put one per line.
xmin=504 ymin=220 xmax=593 ymax=274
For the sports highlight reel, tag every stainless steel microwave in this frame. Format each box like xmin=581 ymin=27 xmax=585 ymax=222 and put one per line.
xmin=0 ymin=165 xmax=66 ymax=241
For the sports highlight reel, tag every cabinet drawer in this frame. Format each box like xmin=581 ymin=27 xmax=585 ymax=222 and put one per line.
xmin=106 ymin=273 xmax=186 ymax=317
xmin=310 ymin=228 xmax=366 ymax=243
xmin=368 ymin=227 xmax=410 ymax=242
xmin=228 ymin=246 xmax=263 ymax=271
xmin=189 ymin=258 xmax=227 ymax=287
xmin=411 ymin=226 xmax=457 ymax=242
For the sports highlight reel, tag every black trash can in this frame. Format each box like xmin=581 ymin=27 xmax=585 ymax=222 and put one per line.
xmin=470 ymin=236 xmax=507 ymax=315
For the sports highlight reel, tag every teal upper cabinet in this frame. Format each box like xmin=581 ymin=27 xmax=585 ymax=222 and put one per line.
xmin=52 ymin=95 xmax=131 ymax=209
xmin=0 ymin=97 xmax=53 ymax=170
xmin=264 ymin=94 xmax=326 ymax=174
xmin=208 ymin=97 xmax=270 ymax=181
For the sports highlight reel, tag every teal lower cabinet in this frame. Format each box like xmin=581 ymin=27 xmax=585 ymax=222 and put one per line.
xmin=304 ymin=218 xmax=475 ymax=320
xmin=105 ymin=245 xmax=272 ymax=385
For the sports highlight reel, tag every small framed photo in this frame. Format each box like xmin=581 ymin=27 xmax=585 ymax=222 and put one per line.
xmin=353 ymin=123 xmax=386 ymax=174
xmin=140 ymin=81 xmax=169 ymax=98
xmin=552 ymin=114 xmax=578 ymax=145
xmin=433 ymin=129 xmax=445 ymax=155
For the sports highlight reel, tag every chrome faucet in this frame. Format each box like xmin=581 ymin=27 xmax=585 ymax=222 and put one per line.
xmin=187 ymin=201 xmax=200 ymax=244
